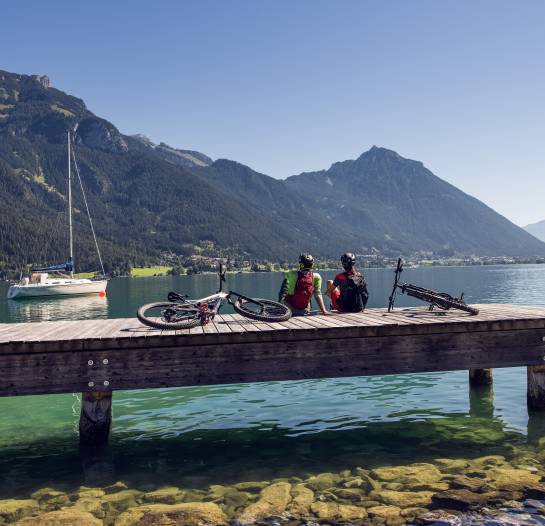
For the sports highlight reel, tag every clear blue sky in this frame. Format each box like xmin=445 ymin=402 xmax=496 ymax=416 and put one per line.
xmin=2 ymin=1 xmax=544 ymax=226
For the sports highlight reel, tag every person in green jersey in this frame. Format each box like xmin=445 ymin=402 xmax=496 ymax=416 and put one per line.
xmin=278 ymin=254 xmax=331 ymax=316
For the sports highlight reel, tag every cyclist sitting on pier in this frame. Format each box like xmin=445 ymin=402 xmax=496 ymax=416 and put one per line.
xmin=278 ymin=254 xmax=330 ymax=316
xmin=327 ymin=253 xmax=369 ymax=312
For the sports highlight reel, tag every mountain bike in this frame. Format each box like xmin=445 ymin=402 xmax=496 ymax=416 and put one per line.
xmin=387 ymin=258 xmax=479 ymax=315
xmin=137 ymin=264 xmax=292 ymax=329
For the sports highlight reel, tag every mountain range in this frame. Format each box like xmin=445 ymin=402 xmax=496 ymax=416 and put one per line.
xmin=524 ymin=220 xmax=545 ymax=243
xmin=0 ymin=69 xmax=543 ymax=276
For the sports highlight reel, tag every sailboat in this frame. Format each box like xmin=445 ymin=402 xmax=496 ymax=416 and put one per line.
xmin=7 ymin=133 xmax=108 ymax=299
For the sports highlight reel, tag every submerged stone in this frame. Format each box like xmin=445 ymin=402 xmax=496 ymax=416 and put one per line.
xmin=237 ymin=482 xmax=292 ymax=525
xmin=305 ymin=473 xmax=341 ymax=491
xmin=71 ymin=497 xmax=104 ymax=517
xmin=0 ymin=499 xmax=39 ymax=523
xmin=142 ymin=487 xmax=183 ymax=504
xmin=371 ymin=463 xmax=443 ymax=488
xmin=310 ymin=502 xmax=367 ymax=521
xmin=370 ymin=489 xmax=434 ymax=508
xmin=30 ymin=488 xmax=70 ymax=509
xmin=288 ymin=484 xmax=314 ymax=515
xmin=13 ymin=509 xmax=102 ymax=525
xmin=431 ymin=489 xmax=498 ymax=511
xmin=104 ymin=482 xmax=129 ymax=494
xmin=368 ymin=504 xmax=402 ymax=519
xmin=233 ymin=482 xmax=269 ymax=493
xmin=433 ymin=459 xmax=470 ymax=474
xmin=114 ymin=502 xmax=227 ymax=526
xmin=102 ymin=489 xmax=142 ymax=509
xmin=415 ymin=510 xmax=462 ymax=526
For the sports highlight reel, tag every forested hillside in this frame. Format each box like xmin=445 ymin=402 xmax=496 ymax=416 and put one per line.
xmin=0 ymin=69 xmax=543 ymax=277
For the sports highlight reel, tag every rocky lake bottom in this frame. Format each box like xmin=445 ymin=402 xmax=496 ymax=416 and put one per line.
xmin=3 ymin=439 xmax=545 ymax=526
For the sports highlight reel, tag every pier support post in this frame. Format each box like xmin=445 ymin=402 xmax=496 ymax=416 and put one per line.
xmin=469 ymin=368 xmax=493 ymax=386
xmin=469 ymin=383 xmax=494 ymax=419
xmin=79 ymin=391 xmax=112 ymax=445
xmin=528 ymin=366 xmax=545 ymax=411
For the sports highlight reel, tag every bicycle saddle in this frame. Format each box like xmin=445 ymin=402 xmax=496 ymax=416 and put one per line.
xmin=168 ymin=291 xmax=189 ymax=302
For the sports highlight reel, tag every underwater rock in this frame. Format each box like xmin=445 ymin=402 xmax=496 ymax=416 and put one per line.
xmin=142 ymin=487 xmax=184 ymax=505
xmin=0 ymin=499 xmax=39 ymax=523
xmin=222 ymin=489 xmax=251 ymax=509
xmin=415 ymin=510 xmax=462 ymax=526
xmin=370 ymin=490 xmax=434 ymax=508
xmin=487 ymin=467 xmax=541 ymax=491
xmin=233 ymin=482 xmax=269 ymax=493
xmin=371 ymin=464 xmax=443 ymax=488
xmin=431 ymin=489 xmax=498 ymax=511
xmin=305 ymin=473 xmax=341 ymax=491
xmin=367 ymin=504 xmax=402 ymax=521
xmin=449 ymin=475 xmax=489 ymax=493
xmin=237 ymin=482 xmax=292 ymax=525
xmin=310 ymin=502 xmax=367 ymax=521
xmin=472 ymin=455 xmax=507 ymax=468
xmin=114 ymin=502 xmax=227 ymax=526
xmin=333 ymin=488 xmax=364 ymax=501
xmin=74 ymin=488 xmax=105 ymax=500
xmin=71 ymin=497 xmax=104 ymax=517
xmin=288 ymin=484 xmax=314 ymax=515
xmin=29 ymin=489 xmax=70 ymax=511
xmin=433 ymin=459 xmax=470 ymax=474
xmin=13 ymin=509 xmax=102 ymax=525
xmin=101 ymin=489 xmax=143 ymax=514
xmin=103 ymin=482 xmax=129 ymax=494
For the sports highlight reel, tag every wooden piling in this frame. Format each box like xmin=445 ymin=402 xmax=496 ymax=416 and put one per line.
xmin=469 ymin=368 xmax=493 ymax=386
xmin=79 ymin=391 xmax=112 ymax=445
xmin=528 ymin=365 xmax=545 ymax=411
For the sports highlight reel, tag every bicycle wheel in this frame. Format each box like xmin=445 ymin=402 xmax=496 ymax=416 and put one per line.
xmin=431 ymin=295 xmax=480 ymax=315
xmin=137 ymin=302 xmax=201 ymax=329
xmin=233 ymin=297 xmax=292 ymax=322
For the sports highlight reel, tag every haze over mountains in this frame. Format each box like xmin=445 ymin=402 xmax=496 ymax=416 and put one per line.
xmin=525 ymin=220 xmax=545 ymax=243
xmin=0 ymin=69 xmax=543 ymax=275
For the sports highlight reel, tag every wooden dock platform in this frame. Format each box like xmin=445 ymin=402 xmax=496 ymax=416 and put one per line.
xmin=1 ymin=303 xmax=545 ymax=443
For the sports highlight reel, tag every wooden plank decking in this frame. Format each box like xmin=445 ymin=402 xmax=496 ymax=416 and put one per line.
xmin=1 ymin=304 xmax=545 ymax=397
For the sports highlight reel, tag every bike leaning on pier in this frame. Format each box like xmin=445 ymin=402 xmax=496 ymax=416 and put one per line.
xmin=137 ymin=264 xmax=292 ymax=329
xmin=388 ymin=258 xmax=479 ymax=315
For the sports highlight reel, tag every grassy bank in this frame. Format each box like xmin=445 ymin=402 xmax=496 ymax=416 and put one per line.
xmin=131 ymin=266 xmax=173 ymax=277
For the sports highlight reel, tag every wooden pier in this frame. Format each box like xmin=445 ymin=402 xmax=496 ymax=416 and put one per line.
xmin=1 ymin=304 xmax=545 ymax=443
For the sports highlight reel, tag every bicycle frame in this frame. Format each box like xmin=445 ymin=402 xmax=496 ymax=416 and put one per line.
xmin=388 ymin=258 xmax=469 ymax=313
xmin=166 ymin=263 xmax=270 ymax=322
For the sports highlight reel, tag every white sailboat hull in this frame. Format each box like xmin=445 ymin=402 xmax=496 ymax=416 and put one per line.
xmin=7 ymin=279 xmax=107 ymax=300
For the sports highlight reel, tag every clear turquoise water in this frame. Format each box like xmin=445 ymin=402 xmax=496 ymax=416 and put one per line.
xmin=0 ymin=265 xmax=544 ymax=497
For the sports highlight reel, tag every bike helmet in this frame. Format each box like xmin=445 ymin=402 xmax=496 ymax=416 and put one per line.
xmin=299 ymin=253 xmax=314 ymax=270
xmin=341 ymin=252 xmax=357 ymax=270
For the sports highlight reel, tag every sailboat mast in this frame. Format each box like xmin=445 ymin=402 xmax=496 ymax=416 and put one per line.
xmin=67 ymin=132 xmax=74 ymax=277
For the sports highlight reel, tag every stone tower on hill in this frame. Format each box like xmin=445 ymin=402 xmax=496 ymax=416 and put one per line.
xmin=31 ymin=74 xmax=50 ymax=88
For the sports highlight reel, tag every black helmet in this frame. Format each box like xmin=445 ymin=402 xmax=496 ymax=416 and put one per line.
xmin=299 ymin=253 xmax=314 ymax=269
xmin=341 ymin=252 xmax=356 ymax=270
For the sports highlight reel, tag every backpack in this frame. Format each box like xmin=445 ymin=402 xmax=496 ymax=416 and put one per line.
xmin=338 ymin=272 xmax=368 ymax=312
xmin=286 ymin=271 xmax=315 ymax=310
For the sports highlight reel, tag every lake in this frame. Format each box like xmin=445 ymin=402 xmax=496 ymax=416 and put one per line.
xmin=1 ymin=264 xmax=545 ymax=524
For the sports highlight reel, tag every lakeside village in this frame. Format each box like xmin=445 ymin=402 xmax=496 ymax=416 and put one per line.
xmin=112 ymin=252 xmax=545 ymax=278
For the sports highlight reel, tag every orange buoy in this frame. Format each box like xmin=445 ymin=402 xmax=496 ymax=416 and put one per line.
xmin=99 ymin=291 xmax=106 ymax=297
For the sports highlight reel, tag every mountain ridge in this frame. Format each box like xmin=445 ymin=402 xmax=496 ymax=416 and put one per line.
xmin=0 ymin=68 xmax=543 ymax=276
xmin=524 ymin=220 xmax=545 ymax=243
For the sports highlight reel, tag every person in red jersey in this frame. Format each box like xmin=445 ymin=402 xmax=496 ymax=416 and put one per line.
xmin=327 ymin=253 xmax=369 ymax=312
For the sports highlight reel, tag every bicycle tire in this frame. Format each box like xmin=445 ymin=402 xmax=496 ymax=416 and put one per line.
xmin=429 ymin=295 xmax=479 ymax=315
xmin=137 ymin=302 xmax=201 ymax=330
xmin=233 ymin=297 xmax=292 ymax=322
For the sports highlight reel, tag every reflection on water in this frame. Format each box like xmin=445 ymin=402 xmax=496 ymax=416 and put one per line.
xmin=6 ymin=293 xmax=108 ymax=322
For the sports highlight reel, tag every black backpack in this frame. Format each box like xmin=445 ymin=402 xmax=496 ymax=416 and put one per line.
xmin=338 ymin=272 xmax=369 ymax=312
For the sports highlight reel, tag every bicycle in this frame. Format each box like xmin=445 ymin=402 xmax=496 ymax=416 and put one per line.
xmin=387 ymin=258 xmax=479 ymax=315
xmin=137 ymin=264 xmax=292 ymax=329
